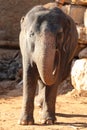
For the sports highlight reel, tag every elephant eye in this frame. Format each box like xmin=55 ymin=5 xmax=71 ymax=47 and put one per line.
xmin=56 ymin=32 xmax=63 ymax=50
xmin=29 ymin=31 xmax=34 ymax=37
xmin=56 ymin=26 xmax=63 ymax=39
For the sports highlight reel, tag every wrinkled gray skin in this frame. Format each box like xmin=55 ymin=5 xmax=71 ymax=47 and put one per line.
xmin=19 ymin=5 xmax=78 ymax=125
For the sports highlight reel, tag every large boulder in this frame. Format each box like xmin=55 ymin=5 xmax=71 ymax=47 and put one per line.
xmin=71 ymin=58 xmax=87 ymax=95
xmin=64 ymin=0 xmax=87 ymax=5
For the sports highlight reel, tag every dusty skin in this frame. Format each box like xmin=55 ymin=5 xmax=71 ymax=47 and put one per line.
xmin=0 ymin=83 xmax=87 ymax=130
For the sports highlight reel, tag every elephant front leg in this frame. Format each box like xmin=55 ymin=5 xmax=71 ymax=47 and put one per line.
xmin=40 ymin=85 xmax=57 ymax=125
xmin=18 ymin=60 xmax=38 ymax=125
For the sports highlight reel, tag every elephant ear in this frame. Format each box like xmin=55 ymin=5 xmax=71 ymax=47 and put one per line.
xmin=62 ymin=15 xmax=78 ymax=64
xmin=20 ymin=5 xmax=46 ymax=30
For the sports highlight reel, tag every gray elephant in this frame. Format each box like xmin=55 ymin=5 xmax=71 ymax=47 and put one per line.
xmin=18 ymin=5 xmax=78 ymax=125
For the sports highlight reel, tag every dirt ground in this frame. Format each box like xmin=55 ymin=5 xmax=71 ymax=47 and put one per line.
xmin=0 ymin=83 xmax=87 ymax=130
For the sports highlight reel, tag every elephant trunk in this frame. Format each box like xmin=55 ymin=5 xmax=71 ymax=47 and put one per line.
xmin=41 ymin=50 xmax=58 ymax=86
xmin=34 ymin=33 xmax=59 ymax=86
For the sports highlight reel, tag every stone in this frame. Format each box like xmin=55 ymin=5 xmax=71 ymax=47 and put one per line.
xmin=62 ymin=4 xmax=87 ymax=44
xmin=84 ymin=9 xmax=87 ymax=28
xmin=64 ymin=0 xmax=87 ymax=5
xmin=78 ymin=47 xmax=87 ymax=58
xmin=0 ymin=0 xmax=51 ymax=41
xmin=71 ymin=58 xmax=87 ymax=95
xmin=0 ymin=49 xmax=22 ymax=81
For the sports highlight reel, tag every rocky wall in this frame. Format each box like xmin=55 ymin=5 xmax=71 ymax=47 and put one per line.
xmin=0 ymin=0 xmax=51 ymax=41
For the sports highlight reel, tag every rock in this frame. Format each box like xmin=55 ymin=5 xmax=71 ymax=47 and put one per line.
xmin=0 ymin=0 xmax=51 ymax=41
xmin=62 ymin=4 xmax=87 ymax=44
xmin=0 ymin=40 xmax=19 ymax=49
xmin=57 ymin=77 xmax=73 ymax=95
xmin=77 ymin=26 xmax=87 ymax=44
xmin=0 ymin=30 xmax=6 ymax=40
xmin=0 ymin=49 xmax=22 ymax=81
xmin=84 ymin=9 xmax=87 ymax=28
xmin=71 ymin=0 xmax=87 ymax=5
xmin=0 ymin=81 xmax=16 ymax=94
xmin=64 ymin=0 xmax=87 ymax=5
xmin=43 ymin=2 xmax=58 ymax=9
xmin=71 ymin=58 xmax=87 ymax=96
xmin=62 ymin=4 xmax=86 ymax=24
xmin=69 ymin=5 xmax=86 ymax=25
xmin=78 ymin=47 xmax=87 ymax=58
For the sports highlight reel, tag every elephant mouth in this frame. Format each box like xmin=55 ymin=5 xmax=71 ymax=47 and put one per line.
xmin=52 ymin=50 xmax=59 ymax=76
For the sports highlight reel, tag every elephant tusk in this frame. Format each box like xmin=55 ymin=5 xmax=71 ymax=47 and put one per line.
xmin=52 ymin=67 xmax=57 ymax=76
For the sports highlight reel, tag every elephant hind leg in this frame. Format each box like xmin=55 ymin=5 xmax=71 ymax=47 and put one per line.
xmin=35 ymin=79 xmax=45 ymax=108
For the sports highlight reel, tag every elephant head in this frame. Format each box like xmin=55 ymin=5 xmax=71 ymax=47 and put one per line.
xmin=20 ymin=5 xmax=78 ymax=86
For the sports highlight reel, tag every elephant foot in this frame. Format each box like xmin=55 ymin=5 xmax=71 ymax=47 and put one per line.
xmin=18 ymin=119 xmax=34 ymax=125
xmin=18 ymin=120 xmax=34 ymax=125
xmin=18 ymin=115 xmax=34 ymax=125
xmin=39 ymin=117 xmax=56 ymax=125
xmin=39 ymin=109 xmax=56 ymax=125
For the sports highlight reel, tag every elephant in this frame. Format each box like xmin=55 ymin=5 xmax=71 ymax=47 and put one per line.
xmin=18 ymin=5 xmax=78 ymax=125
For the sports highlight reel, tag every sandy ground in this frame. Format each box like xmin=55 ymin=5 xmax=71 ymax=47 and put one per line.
xmin=0 ymin=85 xmax=87 ymax=130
